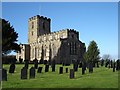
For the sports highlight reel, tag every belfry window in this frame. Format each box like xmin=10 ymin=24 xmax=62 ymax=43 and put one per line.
xmin=32 ymin=22 xmax=34 ymax=29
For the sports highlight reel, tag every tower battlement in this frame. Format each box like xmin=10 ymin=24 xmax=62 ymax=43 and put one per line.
xmin=68 ymin=29 xmax=78 ymax=34
xmin=28 ymin=15 xmax=51 ymax=21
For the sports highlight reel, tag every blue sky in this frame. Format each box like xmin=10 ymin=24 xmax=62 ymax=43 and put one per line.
xmin=2 ymin=2 xmax=118 ymax=59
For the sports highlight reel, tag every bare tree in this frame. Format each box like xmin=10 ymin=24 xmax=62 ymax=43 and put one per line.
xmin=102 ymin=54 xmax=112 ymax=60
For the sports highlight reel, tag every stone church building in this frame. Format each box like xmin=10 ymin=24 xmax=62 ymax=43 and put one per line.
xmin=16 ymin=15 xmax=86 ymax=64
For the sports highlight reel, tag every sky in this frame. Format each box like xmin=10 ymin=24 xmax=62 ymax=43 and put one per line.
xmin=2 ymin=2 xmax=118 ymax=60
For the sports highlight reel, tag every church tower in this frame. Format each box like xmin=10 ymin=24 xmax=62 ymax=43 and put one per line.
xmin=28 ymin=15 xmax=51 ymax=44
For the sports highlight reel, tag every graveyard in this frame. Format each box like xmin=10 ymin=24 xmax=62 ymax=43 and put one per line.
xmin=2 ymin=63 xmax=119 ymax=88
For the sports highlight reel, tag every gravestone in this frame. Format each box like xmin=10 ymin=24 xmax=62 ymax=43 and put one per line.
xmin=108 ymin=60 xmax=111 ymax=68
xmin=105 ymin=61 xmax=109 ymax=67
xmin=79 ymin=62 xmax=82 ymax=68
xmin=39 ymin=59 xmax=43 ymax=64
xmin=24 ymin=60 xmax=29 ymax=69
xmin=52 ymin=64 xmax=55 ymax=72
xmin=70 ymin=69 xmax=74 ymax=79
xmin=116 ymin=59 xmax=120 ymax=70
xmin=37 ymin=67 xmax=42 ymax=73
xmin=45 ymin=65 xmax=49 ymax=72
xmin=73 ymin=63 xmax=78 ymax=72
xmin=66 ymin=68 xmax=68 ymax=73
xmin=59 ymin=67 xmax=63 ymax=74
xmin=33 ymin=58 xmax=38 ymax=69
xmin=44 ymin=60 xmax=48 ymax=65
xmin=29 ymin=67 xmax=35 ymax=79
xmin=9 ymin=64 xmax=15 ymax=73
xmin=97 ymin=61 xmax=99 ymax=68
xmin=89 ymin=63 xmax=93 ymax=73
xmin=19 ymin=58 xmax=23 ymax=63
xmin=113 ymin=62 xmax=115 ymax=72
xmin=110 ymin=60 xmax=113 ymax=68
xmin=51 ymin=60 xmax=56 ymax=72
xmin=21 ymin=67 xmax=27 ymax=79
xmin=2 ymin=68 xmax=7 ymax=81
xmin=101 ymin=59 xmax=104 ymax=66
xmin=82 ymin=64 xmax=86 ymax=75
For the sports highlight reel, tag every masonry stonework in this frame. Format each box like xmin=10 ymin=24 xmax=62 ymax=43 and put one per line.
xmin=16 ymin=15 xmax=86 ymax=64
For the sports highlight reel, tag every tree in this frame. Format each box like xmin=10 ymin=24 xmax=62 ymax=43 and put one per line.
xmin=2 ymin=19 xmax=20 ymax=55
xmin=84 ymin=40 xmax=100 ymax=65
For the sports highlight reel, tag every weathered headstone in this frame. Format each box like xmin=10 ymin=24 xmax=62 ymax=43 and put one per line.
xmin=105 ymin=61 xmax=109 ymax=67
xmin=113 ymin=62 xmax=116 ymax=72
xmin=51 ymin=60 xmax=56 ymax=72
xmin=66 ymin=68 xmax=68 ymax=73
xmin=19 ymin=58 xmax=23 ymax=64
xmin=59 ymin=67 xmax=63 ymax=74
xmin=116 ymin=59 xmax=120 ymax=70
xmin=97 ymin=61 xmax=99 ymax=68
xmin=21 ymin=67 xmax=27 ymax=79
xmin=24 ymin=60 xmax=29 ymax=69
xmin=33 ymin=58 xmax=38 ymax=69
xmin=29 ymin=67 xmax=35 ymax=79
xmin=108 ymin=60 xmax=111 ymax=68
xmin=73 ymin=63 xmax=78 ymax=72
xmin=89 ymin=63 xmax=93 ymax=73
xmin=52 ymin=65 xmax=55 ymax=72
xmin=37 ymin=67 xmax=42 ymax=73
xmin=101 ymin=59 xmax=104 ymax=66
xmin=45 ymin=65 xmax=49 ymax=72
xmin=79 ymin=62 xmax=82 ymax=68
xmin=110 ymin=60 xmax=113 ymax=68
xmin=82 ymin=64 xmax=86 ymax=75
xmin=70 ymin=69 xmax=74 ymax=79
xmin=2 ymin=68 xmax=7 ymax=81
xmin=9 ymin=64 xmax=15 ymax=73
xmin=44 ymin=60 xmax=48 ymax=65
xmin=39 ymin=59 xmax=43 ymax=64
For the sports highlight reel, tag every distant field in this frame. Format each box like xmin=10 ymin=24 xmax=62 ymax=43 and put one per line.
xmin=2 ymin=64 xmax=119 ymax=88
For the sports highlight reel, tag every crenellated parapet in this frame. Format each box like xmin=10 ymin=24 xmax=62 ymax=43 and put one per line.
xmin=68 ymin=29 xmax=79 ymax=34
xmin=28 ymin=15 xmax=51 ymax=22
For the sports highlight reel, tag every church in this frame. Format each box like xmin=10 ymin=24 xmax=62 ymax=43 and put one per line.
xmin=16 ymin=15 xmax=86 ymax=64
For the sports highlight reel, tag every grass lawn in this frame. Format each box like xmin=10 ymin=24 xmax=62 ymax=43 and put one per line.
xmin=2 ymin=64 xmax=119 ymax=88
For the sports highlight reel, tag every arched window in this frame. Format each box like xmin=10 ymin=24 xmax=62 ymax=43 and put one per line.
xmin=70 ymin=42 xmax=77 ymax=55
